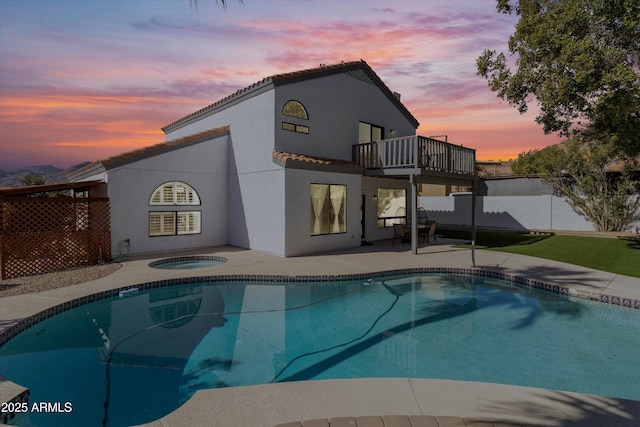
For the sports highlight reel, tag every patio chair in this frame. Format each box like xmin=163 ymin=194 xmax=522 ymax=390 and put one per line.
xmin=418 ymin=219 xmax=431 ymax=243
xmin=392 ymin=223 xmax=409 ymax=246
xmin=417 ymin=207 xmax=428 ymax=241
xmin=426 ymin=222 xmax=438 ymax=245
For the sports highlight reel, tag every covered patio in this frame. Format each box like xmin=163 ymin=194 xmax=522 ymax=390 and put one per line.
xmin=353 ymin=135 xmax=479 ymax=261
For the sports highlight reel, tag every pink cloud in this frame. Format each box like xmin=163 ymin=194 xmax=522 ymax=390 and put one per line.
xmin=0 ymin=1 xmax=556 ymax=171
xmin=0 ymin=84 xmax=203 ymax=169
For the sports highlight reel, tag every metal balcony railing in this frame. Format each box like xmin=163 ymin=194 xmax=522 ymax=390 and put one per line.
xmin=352 ymin=136 xmax=476 ymax=175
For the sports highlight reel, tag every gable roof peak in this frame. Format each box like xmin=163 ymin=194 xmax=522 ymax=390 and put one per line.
xmin=162 ymin=59 xmax=418 ymax=133
xmin=269 ymin=59 xmax=367 ymax=82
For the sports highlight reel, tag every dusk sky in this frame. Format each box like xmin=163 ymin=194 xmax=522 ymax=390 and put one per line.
xmin=0 ymin=0 xmax=562 ymax=171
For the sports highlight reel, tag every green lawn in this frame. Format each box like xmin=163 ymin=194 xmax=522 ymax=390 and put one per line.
xmin=439 ymin=230 xmax=640 ymax=278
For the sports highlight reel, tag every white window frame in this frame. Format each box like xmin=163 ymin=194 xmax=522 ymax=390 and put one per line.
xmin=150 ymin=181 xmax=200 ymax=206
xmin=177 ymin=211 xmax=201 ymax=235
xmin=149 ymin=212 xmax=177 ymax=236
xmin=149 ymin=211 xmax=201 ymax=236
xmin=149 ymin=181 xmax=202 ymax=237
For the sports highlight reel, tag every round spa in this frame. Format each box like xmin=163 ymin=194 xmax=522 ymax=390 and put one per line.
xmin=148 ymin=255 xmax=227 ymax=270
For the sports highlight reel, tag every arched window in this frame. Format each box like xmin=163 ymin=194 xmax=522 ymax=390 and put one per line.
xmin=149 ymin=181 xmax=201 ymax=236
xmin=282 ymin=100 xmax=308 ymax=119
xmin=282 ymin=100 xmax=310 ymax=134
xmin=149 ymin=181 xmax=200 ymax=205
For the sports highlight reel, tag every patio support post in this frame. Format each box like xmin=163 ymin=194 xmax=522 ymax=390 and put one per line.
xmin=411 ymin=174 xmax=418 ymax=255
xmin=471 ymin=181 xmax=477 ymax=267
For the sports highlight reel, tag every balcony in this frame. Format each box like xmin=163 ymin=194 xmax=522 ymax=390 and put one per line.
xmin=352 ymin=136 xmax=476 ymax=178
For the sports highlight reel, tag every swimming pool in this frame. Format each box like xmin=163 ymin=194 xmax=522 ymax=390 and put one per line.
xmin=0 ymin=272 xmax=638 ymax=427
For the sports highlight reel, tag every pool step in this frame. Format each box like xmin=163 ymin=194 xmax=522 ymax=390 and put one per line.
xmin=0 ymin=375 xmax=29 ymax=425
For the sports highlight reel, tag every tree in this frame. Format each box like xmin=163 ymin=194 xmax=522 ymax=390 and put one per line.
xmin=511 ymin=144 xmax=565 ymax=175
xmin=477 ymin=0 xmax=640 ymax=156
xmin=19 ymin=173 xmax=46 ymax=187
xmin=513 ymin=139 xmax=640 ymax=232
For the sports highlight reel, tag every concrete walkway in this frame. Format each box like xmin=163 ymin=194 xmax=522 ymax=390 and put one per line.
xmin=1 ymin=240 xmax=639 ymax=426
xmin=137 ymin=378 xmax=640 ymax=427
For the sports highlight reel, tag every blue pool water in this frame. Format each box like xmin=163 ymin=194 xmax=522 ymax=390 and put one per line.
xmin=148 ymin=256 xmax=226 ymax=270
xmin=151 ymin=260 xmax=222 ymax=269
xmin=1 ymin=274 xmax=638 ymax=427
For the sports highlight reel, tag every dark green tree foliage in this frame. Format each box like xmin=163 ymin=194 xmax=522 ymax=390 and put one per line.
xmin=477 ymin=0 xmax=640 ymax=156
xmin=511 ymin=144 xmax=565 ymax=175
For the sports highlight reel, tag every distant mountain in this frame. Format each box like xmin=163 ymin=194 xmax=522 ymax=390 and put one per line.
xmin=0 ymin=162 xmax=91 ymax=188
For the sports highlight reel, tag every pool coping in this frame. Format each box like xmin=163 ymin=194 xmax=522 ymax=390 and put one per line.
xmin=135 ymin=378 xmax=640 ymax=427
xmin=1 ymin=243 xmax=639 ymax=425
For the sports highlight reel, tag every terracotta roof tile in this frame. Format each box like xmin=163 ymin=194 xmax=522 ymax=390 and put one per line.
xmin=270 ymin=60 xmax=362 ymax=82
xmin=96 ymin=126 xmax=229 ymax=167
xmin=273 ymin=150 xmax=363 ymax=172
xmin=68 ymin=127 xmax=229 ymax=178
xmin=162 ymin=60 xmax=418 ymax=133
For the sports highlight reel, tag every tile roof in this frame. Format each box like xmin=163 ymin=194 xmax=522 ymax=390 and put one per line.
xmin=272 ymin=150 xmax=364 ymax=174
xmin=70 ymin=126 xmax=229 ymax=177
xmin=162 ymin=60 xmax=419 ymax=133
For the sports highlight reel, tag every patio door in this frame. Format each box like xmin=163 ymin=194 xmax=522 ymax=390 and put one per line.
xmin=358 ymin=122 xmax=384 ymax=168
xmin=358 ymin=122 xmax=383 ymax=143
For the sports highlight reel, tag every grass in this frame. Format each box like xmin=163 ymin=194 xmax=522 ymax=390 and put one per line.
xmin=439 ymin=229 xmax=640 ymax=278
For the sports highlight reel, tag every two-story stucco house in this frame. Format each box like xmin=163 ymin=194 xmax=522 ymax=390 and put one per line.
xmin=68 ymin=60 xmax=477 ymax=258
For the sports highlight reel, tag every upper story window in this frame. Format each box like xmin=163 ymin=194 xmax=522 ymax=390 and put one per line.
xmin=358 ymin=122 xmax=384 ymax=143
xmin=282 ymin=100 xmax=308 ymax=119
xmin=150 ymin=181 xmax=200 ymax=205
xmin=282 ymin=100 xmax=309 ymax=134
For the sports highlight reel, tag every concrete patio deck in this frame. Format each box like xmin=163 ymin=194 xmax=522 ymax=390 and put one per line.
xmin=1 ymin=239 xmax=639 ymax=426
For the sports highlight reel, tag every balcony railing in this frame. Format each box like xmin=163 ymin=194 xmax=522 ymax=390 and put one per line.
xmin=352 ymin=136 xmax=476 ymax=175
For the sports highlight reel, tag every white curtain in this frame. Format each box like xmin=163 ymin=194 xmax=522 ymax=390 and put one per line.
xmin=330 ymin=186 xmax=345 ymax=233
xmin=310 ymin=184 xmax=328 ymax=235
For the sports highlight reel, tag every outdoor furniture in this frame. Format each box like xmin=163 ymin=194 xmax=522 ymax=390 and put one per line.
xmin=402 ymin=222 xmax=429 ymax=244
xmin=415 ymin=208 xmax=429 ymax=243
xmin=418 ymin=220 xmax=429 ymax=242
xmin=392 ymin=223 xmax=410 ymax=246
xmin=425 ymin=222 xmax=438 ymax=245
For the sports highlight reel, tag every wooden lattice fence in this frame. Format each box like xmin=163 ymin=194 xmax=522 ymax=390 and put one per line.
xmin=0 ymin=196 xmax=111 ymax=279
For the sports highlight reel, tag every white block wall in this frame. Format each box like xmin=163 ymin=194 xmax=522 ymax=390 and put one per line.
xmin=419 ymin=194 xmax=597 ymax=231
